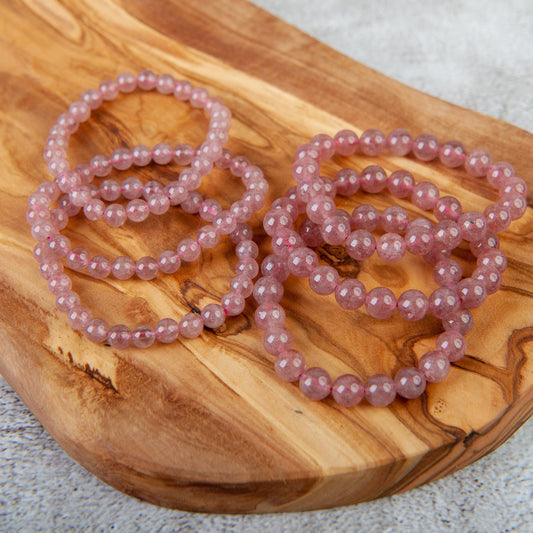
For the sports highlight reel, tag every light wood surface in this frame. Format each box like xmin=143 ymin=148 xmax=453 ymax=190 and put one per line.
xmin=0 ymin=0 xmax=532 ymax=513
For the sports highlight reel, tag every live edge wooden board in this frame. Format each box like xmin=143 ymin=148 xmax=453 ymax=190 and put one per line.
xmin=0 ymin=0 xmax=532 ymax=514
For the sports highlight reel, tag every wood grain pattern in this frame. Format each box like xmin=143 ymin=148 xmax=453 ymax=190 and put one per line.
xmin=0 ymin=0 xmax=532 ymax=513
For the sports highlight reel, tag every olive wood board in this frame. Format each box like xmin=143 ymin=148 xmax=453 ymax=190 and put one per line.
xmin=0 ymin=0 xmax=532 ymax=514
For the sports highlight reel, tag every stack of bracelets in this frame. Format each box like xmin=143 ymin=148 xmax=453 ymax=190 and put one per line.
xmin=27 ymin=70 xmax=529 ymax=408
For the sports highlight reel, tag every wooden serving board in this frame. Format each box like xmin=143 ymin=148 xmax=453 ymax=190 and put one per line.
xmin=1 ymin=0 xmax=532 ymax=514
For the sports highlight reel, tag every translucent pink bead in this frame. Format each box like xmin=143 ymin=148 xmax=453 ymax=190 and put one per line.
xmin=103 ymin=204 xmax=127 ymax=227
xmin=263 ymin=209 xmax=293 ymax=236
xmin=436 ymin=331 xmax=466 ymax=362
xmin=68 ymin=100 xmax=90 ymax=122
xmin=221 ymin=292 xmax=245 ymax=316
xmin=69 ymin=185 xmax=92 ymax=207
xmin=26 ymin=205 xmax=50 ymax=227
xmin=291 ymin=158 xmax=320 ymax=183
xmin=499 ymin=176 xmax=527 ymax=198
xmin=33 ymin=242 xmax=53 ymax=264
xmin=456 ymin=278 xmax=487 ymax=309
xmin=428 ymin=287 xmax=460 ymax=319
xmin=132 ymin=145 xmax=152 ymax=166
xmin=110 ymin=148 xmax=133 ymax=170
xmin=412 ymin=134 xmax=439 ymax=161
xmin=269 ymin=198 xmax=299 ymax=221
xmin=174 ymin=79 xmax=193 ymax=100
xmin=235 ymin=257 xmax=259 ymax=278
xmin=395 ymin=367 xmax=426 ymax=399
xmin=108 ymin=325 xmax=131 ymax=349
xmin=85 ymin=319 xmax=109 ymax=344
xmin=40 ymin=260 xmax=63 ymax=280
xmin=263 ymin=327 xmax=293 ymax=355
xmin=112 ymin=256 xmax=136 ymax=280
xmin=49 ymin=208 xmax=68 ymax=230
xmin=424 ymin=246 xmax=452 ymax=266
xmin=99 ymin=79 xmax=118 ymax=100
xmin=67 ymin=305 xmax=92 ymax=331
xmin=381 ymin=206 xmax=409 ymax=233
xmin=271 ymin=228 xmax=304 ymax=258
xmin=331 ymin=374 xmax=364 ymax=407
xmin=255 ymin=302 xmax=286 ymax=330
xmin=419 ymin=351 xmax=450 ymax=383
xmin=177 ymin=238 xmax=201 ymax=262
xmin=253 ymin=276 xmax=284 ymax=304
xmin=376 ymin=233 xmax=405 ymax=263
xmin=126 ymin=199 xmax=149 ymax=222
xmin=442 ymin=308 xmax=474 ymax=335
xmin=333 ymin=168 xmax=360 ymax=196
xmin=31 ymin=220 xmax=57 ymax=242
xmin=365 ymin=287 xmax=397 ymax=319
xmin=311 ymin=133 xmax=336 ymax=159
xmin=359 ymin=129 xmax=386 ymax=156
xmin=294 ymin=143 xmax=320 ymax=162
xmin=472 ymin=266 xmax=501 ymax=295
xmin=230 ymin=274 xmax=254 ymax=297
xmin=438 ymin=140 xmax=465 ymax=167
xmin=465 ymin=149 xmax=491 ymax=177
xmin=90 ymin=154 xmax=111 ymax=177
xmin=321 ymin=215 xmax=351 ymax=245
xmin=131 ymin=325 xmax=155 ymax=348
xmin=235 ymin=240 xmax=259 ymax=259
xmin=477 ymin=249 xmax=507 ymax=272
xmin=136 ymin=256 xmax=159 ymax=280
xmin=334 ymin=279 xmax=366 ymax=310
xmin=275 ymin=350 xmax=306 ymax=382
xmin=84 ymin=198 xmax=105 ymax=221
xmin=405 ymin=225 xmax=434 ymax=255
xmin=487 ymin=161 xmax=515 ymax=188
xmin=143 ymin=180 xmax=164 ymax=199
xmin=433 ymin=259 xmax=462 ymax=287
xmin=287 ymin=247 xmax=318 ymax=278
xmin=199 ymin=199 xmax=222 ymax=222
xmin=158 ymin=251 xmax=181 ymax=274
xmin=48 ymin=273 xmax=72 ymax=295
xmin=306 ymin=195 xmax=336 ymax=224
xmin=386 ymin=128 xmax=412 ymax=156
xmin=66 ymin=247 xmax=90 ymax=271
xmin=165 ymin=182 xmax=188 ymax=206
xmin=137 ymin=69 xmax=157 ymax=90
xmin=154 ymin=318 xmax=179 ymax=344
xmin=365 ymin=374 xmax=396 ymax=407
xmin=346 ymin=230 xmax=376 ymax=261
xmin=299 ymin=367 xmax=332 ymax=401
xmin=360 ymin=165 xmax=387 ymax=193
xmin=260 ymin=254 xmax=290 ymax=282
xmin=201 ymin=303 xmax=225 ymax=329
xmin=82 ymin=88 xmax=103 ymax=109
xmin=387 ymin=170 xmax=415 ymax=198
xmin=458 ymin=211 xmax=487 ymax=242
xmin=47 ymin=234 xmax=70 ymax=258
xmin=309 ymin=265 xmax=339 ymax=295
xmin=179 ymin=313 xmax=204 ymax=338
xmin=196 ymin=226 xmax=218 ymax=249
xmin=179 ymin=168 xmax=202 ymax=190
xmin=350 ymin=204 xmax=380 ymax=231
xmin=434 ymin=196 xmax=463 ymax=221
xmin=298 ymin=219 xmax=322 ymax=248
xmin=231 ymin=223 xmax=255 ymax=245
xmin=498 ymin=192 xmax=527 ymax=220
xmin=156 ymin=74 xmax=175 ymax=94
xmin=87 ymin=255 xmax=112 ymax=279
xmin=397 ymin=290 xmax=428 ymax=321
xmin=433 ymin=220 xmax=462 ymax=250
xmin=56 ymin=291 xmax=80 ymax=313
xmin=148 ymin=192 xmax=170 ymax=215
xmin=334 ymin=129 xmax=359 ymax=156
xmin=117 ymin=71 xmax=137 ymax=92
xmin=412 ymin=181 xmax=440 ymax=210
xmin=213 ymin=211 xmax=237 ymax=235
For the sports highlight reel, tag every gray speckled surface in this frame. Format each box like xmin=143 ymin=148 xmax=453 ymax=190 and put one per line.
xmin=2 ymin=1 xmax=532 ymax=531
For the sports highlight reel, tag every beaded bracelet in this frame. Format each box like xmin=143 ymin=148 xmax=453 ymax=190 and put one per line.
xmin=253 ymin=128 xmax=527 ymax=408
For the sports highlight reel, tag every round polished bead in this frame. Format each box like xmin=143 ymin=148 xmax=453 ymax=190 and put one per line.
xmin=126 ymin=199 xmax=150 ymax=222
xmin=438 ymin=140 xmax=465 ymax=167
xmin=154 ymin=318 xmax=179 ymax=344
xmin=40 ymin=260 xmax=63 ymax=280
xmin=397 ymin=290 xmax=429 ymax=321
xmin=306 ymin=195 xmax=336 ymax=224
xmin=107 ymin=325 xmax=131 ymax=349
xmin=263 ymin=327 xmax=293 ymax=355
xmin=346 ymin=229 xmax=376 ymax=261
xmin=433 ymin=259 xmax=463 ymax=287
xmin=100 ymin=179 xmax=121 ymax=201
xmin=263 ymin=209 xmax=293 ymax=236
xmin=412 ymin=134 xmax=439 ymax=161
xmin=432 ymin=220 xmax=463 ymax=250
xmin=436 ymin=331 xmax=467 ymax=362
xmin=235 ymin=240 xmax=259 ymax=259
xmin=110 ymin=147 xmax=133 ymax=170
xmin=395 ymin=367 xmax=426 ymax=399
xmin=359 ymin=129 xmax=386 ymax=156
xmin=350 ymin=204 xmax=380 ymax=231
xmin=498 ymin=192 xmax=528 ymax=220
xmin=66 ymin=247 xmax=90 ymax=271
xmin=472 ymin=266 xmax=501 ymax=295
xmin=69 ymin=185 xmax=92 ymax=207
xmin=294 ymin=143 xmax=321 ymax=162
xmin=365 ymin=374 xmax=396 ymax=407
xmin=442 ymin=308 xmax=474 ymax=335
xmin=376 ymin=233 xmax=405 ymax=263
xmin=181 ymin=192 xmax=203 ymax=214
xmin=381 ymin=206 xmax=409 ymax=233
xmin=67 ymin=305 xmax=92 ymax=331
xmin=386 ymin=128 xmax=412 ymax=156
xmin=360 ymin=165 xmax=387 ymax=193
xmin=47 ymin=234 xmax=70 ymax=258
xmin=230 ymin=273 xmax=254 ymax=297
xmin=177 ymin=239 xmax=201 ymax=262
xmin=334 ymin=129 xmax=359 ymax=156
xmin=31 ymin=220 xmax=57 ymax=241
xmin=309 ymin=265 xmax=339 ymax=295
xmin=311 ymin=133 xmax=336 ymax=159
xmin=287 ymin=247 xmax=318 ymax=278
xmin=298 ymin=219 xmax=323 ymax=248
xmin=321 ymin=215 xmax=351 ymax=245
xmin=136 ymin=256 xmax=159 ymax=280
xmin=82 ymin=88 xmax=103 ymax=109
xmin=56 ymin=291 xmax=80 ymax=313
xmin=275 ymin=350 xmax=306 ymax=382
xmin=157 ymin=251 xmax=181 ymax=274
xmin=255 ymin=301 xmax=286 ymax=330
xmin=132 ymin=325 xmax=155 ymax=348
xmin=213 ymin=211 xmax=237 ymax=235
xmin=487 ymin=161 xmax=515 ymax=188
xmin=148 ymin=192 xmax=170 ymax=215
xmin=419 ymin=351 xmax=450 ymax=382
xmin=260 ymin=254 xmax=290 ymax=282
xmin=112 ymin=256 xmax=136 ymax=280
xmin=405 ymin=225 xmax=434 ymax=256
xmin=428 ymin=287 xmax=460 ymax=319
xmin=48 ymin=273 xmax=72 ymax=295
xmin=456 ymin=278 xmax=487 ymax=309
xmin=103 ymin=204 xmax=127 ymax=227
xmin=99 ymin=79 xmax=118 ymax=100
xmin=412 ymin=181 xmax=439 ymax=210
xmin=179 ymin=313 xmax=204 ymax=338
xmin=457 ymin=211 xmax=487 ymax=242
xmin=196 ymin=225 xmax=219 ymax=248
xmin=131 ymin=145 xmax=152 ymax=166
xmin=332 ymin=374 xmax=365 ymax=407
xmin=87 ymin=255 xmax=112 ymax=279
xmin=434 ymin=196 xmax=463 ymax=221
xmin=477 ymin=249 xmax=507 ymax=272
xmin=83 ymin=199 xmax=105 ymax=221
xmin=85 ymin=319 xmax=109 ymax=344
xmin=499 ymin=176 xmax=527 ymax=197
xmin=201 ymin=303 xmax=226 ymax=329
xmin=235 ymin=257 xmax=259 ymax=278
xmin=465 ymin=149 xmax=492 ymax=177
xmin=334 ymin=168 xmax=360 ymax=196
xmin=253 ymin=276 xmax=284 ymax=304
xmin=299 ymin=367 xmax=332 ymax=401
xmin=334 ymin=279 xmax=366 ymax=310
xmin=387 ymin=170 xmax=415 ymax=198
xmin=291 ymin=158 xmax=320 ymax=182
xmin=365 ymin=287 xmax=397 ymax=319
xmin=117 ymin=71 xmax=137 ymax=92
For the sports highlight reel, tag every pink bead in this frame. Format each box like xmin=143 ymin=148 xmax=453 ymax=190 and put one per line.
xmin=174 ymin=79 xmax=193 ymax=100
xmin=110 ymin=148 xmax=133 ymax=170
xmin=87 ymin=255 xmax=112 ymax=279
xmin=137 ymin=69 xmax=157 ymax=90
xmin=498 ymin=192 xmax=527 ymax=220
xmin=179 ymin=313 xmax=204 ymax=338
xmin=350 ymin=204 xmax=380 ymax=231
xmin=235 ymin=240 xmax=259 ymax=260
xmin=386 ymin=128 xmax=412 ymax=156
xmin=442 ymin=308 xmax=474 ymax=335
xmin=177 ymin=238 xmax=201 ymax=262
xmin=155 ymin=318 xmax=179 ymax=344
xmin=199 ymin=198 xmax=222 ymax=222
xmin=365 ymin=374 xmax=396 ymax=407
xmin=376 ymin=233 xmax=405 ymax=263
xmin=434 ymin=196 xmax=463 ymax=221
xmin=412 ymin=181 xmax=440 ymax=210
xmin=31 ymin=220 xmax=56 ymax=242
xmin=499 ymin=176 xmax=528 ymax=198
xmin=201 ymin=303 xmax=226 ymax=329
xmin=126 ymin=199 xmax=149 ymax=222
xmin=306 ymin=195 xmax=336 ymax=224
xmin=298 ymin=219 xmax=323 ymax=248
xmin=423 ymin=245 xmax=452 ymax=266
xmin=179 ymin=168 xmax=202 ymax=191
xmin=456 ymin=278 xmax=487 ymax=309
xmin=196 ymin=225 xmax=219 ymax=249
xmin=346 ymin=230 xmax=376 ymax=261
xmin=433 ymin=220 xmax=463 ymax=250
xmin=381 ymin=206 xmax=409 ymax=233
xmin=465 ymin=149 xmax=492 ymax=177
xmin=190 ymin=87 xmax=210 ymax=108
xmin=395 ymin=367 xmax=426 ymax=399
xmin=165 ymin=182 xmax=188 ymax=206
xmin=299 ymin=367 xmax=332 ymax=401
xmin=33 ymin=242 xmax=53 ymax=264
xmin=143 ymin=180 xmax=164 ymax=199
xmin=335 ymin=279 xmax=366 ymax=310
xmin=173 ymin=143 xmax=195 ymax=165
xmin=477 ymin=249 xmax=507 ymax=272
xmin=148 ymin=192 xmax=170 ymax=215
xmin=213 ymin=211 xmax=237 ymax=235
xmin=136 ymin=256 xmax=159 ymax=280
xmin=40 ymin=260 xmax=63 ymax=280
xmin=155 ymin=73 xmax=175 ymax=94
xmin=321 ymin=215 xmax=350 ymax=245
xmin=334 ymin=129 xmax=359 ymax=156
xmin=458 ymin=211 xmax=487 ymax=242
xmin=221 ymin=291 xmax=245 ymax=316
xmin=438 ymin=140 xmax=465 ymax=167
xmin=419 ymin=351 xmax=450 ymax=383
xmin=230 ymin=274 xmax=254 ymax=297
xmin=66 ymin=247 xmax=90 ymax=271
xmin=253 ymin=276 xmax=284 ymax=304
xmin=107 ymin=325 xmax=131 ymax=349
xmin=360 ymin=165 xmax=387 ymax=193
xmin=433 ymin=259 xmax=463 ymax=287
xmin=235 ymin=257 xmax=259 ymax=278
xmin=26 ymin=205 xmax=50 ymax=227
xmin=269 ymin=198 xmax=299 ymax=222
xmin=405 ymin=224 xmax=434 ymax=256
xmin=131 ymin=145 xmax=152 ymax=166
xmin=271 ymin=228 xmax=304 ymax=258
xmin=47 ymin=234 xmax=70 ymax=258
xmin=132 ymin=325 xmax=155 ymax=348
xmin=83 ymin=198 xmax=105 ymax=221
xmin=294 ymin=143 xmax=321 ymax=162
xmin=428 ymin=287 xmax=460 ymax=319
xmin=263 ymin=327 xmax=293 ymax=355
xmin=387 ymin=170 xmax=415 ymax=198
xmin=412 ymin=134 xmax=439 ymax=161
xmin=69 ymin=185 xmax=92 ymax=207
xmin=365 ymin=287 xmax=396 ymax=319
xmin=275 ymin=350 xmax=306 ymax=382
xmin=472 ymin=266 xmax=501 ymax=295
xmin=117 ymin=71 xmax=137 ymax=92
xmin=48 ymin=273 xmax=72 ymax=295
xmin=152 ymin=142 xmax=173 ymax=165
xmin=292 ymin=158 xmax=320 ymax=182
xmin=287 ymin=247 xmax=318 ymax=278
xmin=309 ymin=265 xmax=339 ymax=295
xmin=311 ymin=133 xmax=336 ymax=160
xmin=158 ymin=251 xmax=181 ymax=274
xmin=397 ymin=290 xmax=428 ymax=321
xmin=333 ymin=168 xmax=360 ymax=196
xmin=255 ymin=301 xmax=286 ymax=330
xmin=487 ymin=161 xmax=515 ymax=188
xmin=263 ymin=209 xmax=293 ymax=236
xmin=99 ymin=79 xmax=118 ymax=100
xmin=82 ymin=88 xmax=103 ymax=109
xmin=331 ymin=374 xmax=365 ymax=407
xmin=103 ymin=204 xmax=127 ymax=227
xmin=68 ymin=100 xmax=90 ymax=122
xmin=67 ymin=305 xmax=92 ymax=331
xmin=260 ymin=254 xmax=290 ymax=282
xmin=49 ymin=208 xmax=68 ymax=230
xmin=85 ymin=318 xmax=109 ymax=344
xmin=359 ymin=129 xmax=386 ymax=156
xmin=436 ymin=331 xmax=467 ymax=362
xmin=56 ymin=291 xmax=80 ymax=313
xmin=112 ymin=256 xmax=136 ymax=280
